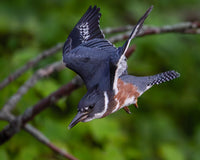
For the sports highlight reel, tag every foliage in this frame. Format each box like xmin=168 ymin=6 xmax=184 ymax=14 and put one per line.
xmin=0 ymin=0 xmax=200 ymax=159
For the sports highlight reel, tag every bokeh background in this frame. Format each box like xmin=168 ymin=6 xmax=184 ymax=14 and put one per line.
xmin=0 ymin=0 xmax=200 ymax=159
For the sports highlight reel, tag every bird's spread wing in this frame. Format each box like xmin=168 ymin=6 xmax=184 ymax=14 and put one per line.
xmin=63 ymin=5 xmax=105 ymax=54
xmin=63 ymin=46 xmax=112 ymax=90
xmin=63 ymin=6 xmax=117 ymax=91
xmin=112 ymin=6 xmax=153 ymax=93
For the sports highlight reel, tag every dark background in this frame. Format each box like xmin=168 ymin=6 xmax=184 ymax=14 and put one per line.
xmin=0 ymin=0 xmax=200 ymax=159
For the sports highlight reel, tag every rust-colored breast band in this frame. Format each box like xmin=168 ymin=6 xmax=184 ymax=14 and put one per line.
xmin=115 ymin=78 xmax=139 ymax=107
xmin=102 ymin=79 xmax=140 ymax=117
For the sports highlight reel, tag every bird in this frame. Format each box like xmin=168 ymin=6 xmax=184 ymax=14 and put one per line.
xmin=62 ymin=5 xmax=180 ymax=129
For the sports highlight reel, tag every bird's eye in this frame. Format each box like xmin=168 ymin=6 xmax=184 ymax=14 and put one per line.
xmin=89 ymin=105 xmax=94 ymax=109
xmin=83 ymin=105 xmax=94 ymax=112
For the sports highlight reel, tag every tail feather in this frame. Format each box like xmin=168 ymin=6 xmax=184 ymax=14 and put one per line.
xmin=120 ymin=70 xmax=180 ymax=95
xmin=147 ymin=70 xmax=180 ymax=86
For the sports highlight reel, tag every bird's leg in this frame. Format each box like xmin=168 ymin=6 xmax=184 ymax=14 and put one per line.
xmin=133 ymin=103 xmax=138 ymax=108
xmin=133 ymin=99 xmax=139 ymax=108
xmin=123 ymin=106 xmax=131 ymax=114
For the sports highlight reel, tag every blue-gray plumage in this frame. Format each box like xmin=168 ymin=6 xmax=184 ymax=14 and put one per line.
xmin=120 ymin=70 xmax=180 ymax=95
xmin=62 ymin=5 xmax=180 ymax=129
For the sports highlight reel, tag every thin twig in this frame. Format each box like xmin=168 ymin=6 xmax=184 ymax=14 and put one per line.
xmin=0 ymin=76 xmax=83 ymax=143
xmin=104 ymin=21 xmax=200 ymax=34
xmin=125 ymin=45 xmax=136 ymax=58
xmin=0 ymin=111 xmax=78 ymax=160
xmin=103 ymin=25 xmax=133 ymax=34
xmin=0 ymin=111 xmax=15 ymax=122
xmin=108 ymin=21 xmax=200 ymax=43
xmin=0 ymin=43 xmax=63 ymax=90
xmin=1 ymin=61 xmax=65 ymax=113
xmin=24 ymin=124 xmax=78 ymax=160
xmin=21 ymin=75 xmax=83 ymax=125
xmin=140 ymin=21 xmax=200 ymax=35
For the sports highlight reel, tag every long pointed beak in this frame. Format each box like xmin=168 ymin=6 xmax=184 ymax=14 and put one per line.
xmin=68 ymin=112 xmax=88 ymax=129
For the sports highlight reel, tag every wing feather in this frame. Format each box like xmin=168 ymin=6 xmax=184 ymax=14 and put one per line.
xmin=63 ymin=6 xmax=118 ymax=91
xmin=112 ymin=6 xmax=153 ymax=93
xmin=63 ymin=6 xmax=105 ymax=54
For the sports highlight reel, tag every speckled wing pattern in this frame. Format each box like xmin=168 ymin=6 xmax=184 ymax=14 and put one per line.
xmin=63 ymin=6 xmax=104 ymax=53
xmin=63 ymin=6 xmax=118 ymax=91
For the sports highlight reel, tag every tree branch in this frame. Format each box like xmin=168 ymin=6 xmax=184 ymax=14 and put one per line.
xmin=0 ymin=76 xmax=83 ymax=143
xmin=0 ymin=43 xmax=63 ymax=90
xmin=1 ymin=61 xmax=65 ymax=113
xmin=21 ymin=75 xmax=83 ymax=125
xmin=140 ymin=21 xmax=200 ymax=35
xmin=0 ymin=111 xmax=78 ymax=160
xmin=24 ymin=124 xmax=78 ymax=160
xmin=104 ymin=21 xmax=200 ymax=34
xmin=103 ymin=25 xmax=133 ymax=34
xmin=108 ymin=21 xmax=200 ymax=43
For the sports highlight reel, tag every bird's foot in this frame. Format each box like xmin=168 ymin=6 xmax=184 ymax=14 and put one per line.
xmin=123 ymin=106 xmax=131 ymax=114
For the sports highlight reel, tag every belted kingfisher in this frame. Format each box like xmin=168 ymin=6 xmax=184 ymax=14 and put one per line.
xmin=63 ymin=6 xmax=180 ymax=129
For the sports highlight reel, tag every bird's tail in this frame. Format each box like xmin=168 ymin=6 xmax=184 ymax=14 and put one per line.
xmin=146 ymin=70 xmax=180 ymax=86
xmin=121 ymin=70 xmax=180 ymax=95
xmin=141 ymin=70 xmax=180 ymax=95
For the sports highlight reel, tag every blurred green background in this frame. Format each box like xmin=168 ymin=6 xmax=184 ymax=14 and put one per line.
xmin=0 ymin=0 xmax=200 ymax=159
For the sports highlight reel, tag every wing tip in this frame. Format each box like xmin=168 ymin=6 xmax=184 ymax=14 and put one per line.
xmin=135 ymin=5 xmax=154 ymax=30
xmin=87 ymin=5 xmax=100 ymax=14
xmin=119 ymin=5 xmax=153 ymax=56
xmin=142 ymin=5 xmax=153 ymax=20
xmin=148 ymin=5 xmax=154 ymax=13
